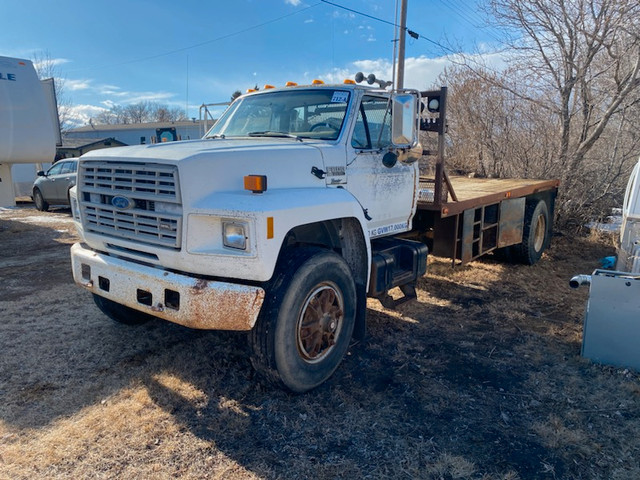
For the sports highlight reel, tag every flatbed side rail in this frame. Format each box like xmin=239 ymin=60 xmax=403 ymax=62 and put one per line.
xmin=418 ymin=176 xmax=561 ymax=217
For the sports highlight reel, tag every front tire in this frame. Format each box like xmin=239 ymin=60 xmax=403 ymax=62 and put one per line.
xmin=33 ymin=188 xmax=49 ymax=212
xmin=249 ymin=248 xmax=356 ymax=393
xmin=93 ymin=294 xmax=153 ymax=325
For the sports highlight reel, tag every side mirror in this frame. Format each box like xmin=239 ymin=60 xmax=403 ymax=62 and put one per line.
xmin=37 ymin=171 xmax=45 ymax=177
xmin=391 ymin=93 xmax=418 ymax=148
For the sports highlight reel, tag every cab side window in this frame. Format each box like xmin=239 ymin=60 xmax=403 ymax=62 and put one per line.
xmin=351 ymin=96 xmax=392 ymax=150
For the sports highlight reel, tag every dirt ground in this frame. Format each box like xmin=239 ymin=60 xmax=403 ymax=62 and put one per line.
xmin=0 ymin=205 xmax=639 ymax=480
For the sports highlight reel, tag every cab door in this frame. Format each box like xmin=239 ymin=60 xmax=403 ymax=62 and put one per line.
xmin=344 ymin=95 xmax=418 ymax=238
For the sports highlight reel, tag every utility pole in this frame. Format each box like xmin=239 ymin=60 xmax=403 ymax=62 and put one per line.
xmin=396 ymin=0 xmax=408 ymax=89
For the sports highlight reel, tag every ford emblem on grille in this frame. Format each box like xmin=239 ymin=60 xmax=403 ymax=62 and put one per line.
xmin=111 ymin=196 xmax=133 ymax=209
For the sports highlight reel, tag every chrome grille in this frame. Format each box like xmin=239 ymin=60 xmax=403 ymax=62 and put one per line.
xmin=82 ymin=162 xmax=179 ymax=200
xmin=79 ymin=161 xmax=182 ymax=249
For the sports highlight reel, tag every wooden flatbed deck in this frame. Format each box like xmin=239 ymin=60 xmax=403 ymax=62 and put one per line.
xmin=418 ymin=175 xmax=560 ymax=217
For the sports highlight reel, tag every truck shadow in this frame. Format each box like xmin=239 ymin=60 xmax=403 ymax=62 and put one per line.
xmin=135 ymin=294 xmax=576 ymax=479
xmin=0 ymin=217 xmax=601 ymax=478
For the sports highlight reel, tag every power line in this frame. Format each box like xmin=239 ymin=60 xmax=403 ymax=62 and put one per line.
xmin=319 ymin=0 xmax=457 ymax=55
xmin=319 ymin=0 xmax=514 ymax=85
xmin=442 ymin=0 xmax=486 ymax=26
xmin=67 ymin=3 xmax=322 ymax=73
xmin=435 ymin=0 xmax=504 ymax=45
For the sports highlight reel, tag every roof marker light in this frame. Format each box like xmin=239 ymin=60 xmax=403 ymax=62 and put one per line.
xmin=312 ymin=79 xmax=324 ymax=85
xmin=246 ymin=88 xmax=257 ymax=93
xmin=343 ymin=79 xmax=356 ymax=84
xmin=285 ymin=81 xmax=298 ymax=87
xmin=263 ymin=84 xmax=275 ymax=89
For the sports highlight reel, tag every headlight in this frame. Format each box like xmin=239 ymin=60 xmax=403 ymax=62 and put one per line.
xmin=222 ymin=221 xmax=247 ymax=250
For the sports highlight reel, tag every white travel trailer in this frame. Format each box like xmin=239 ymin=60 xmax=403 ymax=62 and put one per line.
xmin=0 ymin=55 xmax=60 ymax=206
xmin=616 ymin=157 xmax=640 ymax=273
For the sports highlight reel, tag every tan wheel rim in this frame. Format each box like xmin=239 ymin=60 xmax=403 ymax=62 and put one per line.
xmin=533 ymin=213 xmax=546 ymax=252
xmin=296 ymin=282 xmax=344 ymax=363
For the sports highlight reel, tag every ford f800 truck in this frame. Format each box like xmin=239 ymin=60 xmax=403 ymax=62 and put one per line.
xmin=70 ymin=82 xmax=559 ymax=392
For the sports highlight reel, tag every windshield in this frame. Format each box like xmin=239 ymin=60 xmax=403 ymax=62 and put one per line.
xmin=205 ymin=89 xmax=351 ymax=141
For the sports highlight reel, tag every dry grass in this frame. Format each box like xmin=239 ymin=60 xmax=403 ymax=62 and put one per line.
xmin=1 ymin=206 xmax=639 ymax=479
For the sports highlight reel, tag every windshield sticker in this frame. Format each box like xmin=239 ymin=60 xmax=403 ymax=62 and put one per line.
xmin=326 ymin=166 xmax=345 ymax=177
xmin=331 ymin=91 xmax=349 ymax=103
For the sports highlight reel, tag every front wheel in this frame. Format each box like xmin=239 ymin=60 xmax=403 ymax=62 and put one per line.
xmin=249 ymin=248 xmax=356 ymax=393
xmin=93 ymin=294 xmax=153 ymax=325
xmin=33 ymin=188 xmax=49 ymax=212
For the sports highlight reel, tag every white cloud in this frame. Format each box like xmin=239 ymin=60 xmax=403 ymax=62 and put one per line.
xmin=97 ymin=84 xmax=175 ymax=103
xmin=66 ymin=104 xmax=109 ymax=128
xmin=32 ymin=57 xmax=70 ymax=70
xmin=321 ymin=52 xmax=507 ymax=91
xmin=126 ymin=91 xmax=174 ymax=103
xmin=98 ymin=84 xmax=122 ymax=95
xmin=66 ymin=79 xmax=91 ymax=91
xmin=304 ymin=18 xmax=314 ymax=23
xmin=332 ymin=10 xmax=355 ymax=19
xmin=285 ymin=0 xmax=301 ymax=5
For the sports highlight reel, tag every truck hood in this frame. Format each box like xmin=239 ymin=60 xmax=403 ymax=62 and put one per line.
xmin=81 ymin=137 xmax=326 ymax=163
xmin=80 ymin=138 xmax=332 ymax=202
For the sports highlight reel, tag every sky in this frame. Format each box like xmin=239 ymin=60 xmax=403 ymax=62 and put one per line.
xmin=1 ymin=0 xmax=503 ymax=129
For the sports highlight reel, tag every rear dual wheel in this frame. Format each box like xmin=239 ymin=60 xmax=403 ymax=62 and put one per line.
xmin=249 ymin=248 xmax=356 ymax=393
xmin=496 ymin=199 xmax=551 ymax=265
xmin=514 ymin=200 xmax=550 ymax=265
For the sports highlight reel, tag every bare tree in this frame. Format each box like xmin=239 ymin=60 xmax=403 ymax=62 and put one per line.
xmin=488 ymin=0 xmax=640 ymax=169
xmin=152 ymin=104 xmax=187 ymax=123
xmin=447 ymin=0 xmax=640 ymax=226
xmin=31 ymin=50 xmax=72 ymax=132
xmin=123 ymin=101 xmax=154 ymax=124
xmin=93 ymin=102 xmax=187 ymax=125
xmin=95 ymin=104 xmax=128 ymax=125
xmin=441 ymin=65 xmax=561 ymax=179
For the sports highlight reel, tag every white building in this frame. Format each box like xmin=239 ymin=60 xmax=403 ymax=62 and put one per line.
xmin=65 ymin=120 xmax=207 ymax=146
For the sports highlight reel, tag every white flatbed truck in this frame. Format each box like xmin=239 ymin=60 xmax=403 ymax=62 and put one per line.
xmin=70 ymin=82 xmax=558 ymax=392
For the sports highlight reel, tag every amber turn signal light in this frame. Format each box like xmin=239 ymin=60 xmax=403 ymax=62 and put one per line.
xmin=244 ymin=175 xmax=268 ymax=193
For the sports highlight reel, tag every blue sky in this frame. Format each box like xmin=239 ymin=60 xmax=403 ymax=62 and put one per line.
xmin=1 ymin=0 xmax=501 ymax=128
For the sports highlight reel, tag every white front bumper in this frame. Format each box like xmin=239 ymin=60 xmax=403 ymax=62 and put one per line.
xmin=71 ymin=243 xmax=265 ymax=330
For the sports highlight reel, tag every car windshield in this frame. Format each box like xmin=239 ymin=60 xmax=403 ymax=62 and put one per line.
xmin=205 ymin=89 xmax=351 ymax=141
